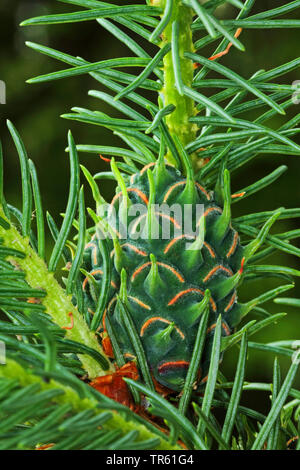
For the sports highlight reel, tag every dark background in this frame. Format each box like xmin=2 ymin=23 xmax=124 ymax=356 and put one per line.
xmin=0 ymin=0 xmax=299 ymax=409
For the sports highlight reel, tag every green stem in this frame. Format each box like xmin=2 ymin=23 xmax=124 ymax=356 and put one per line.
xmin=0 ymin=205 xmax=114 ymax=378
xmin=158 ymin=0 xmax=197 ymax=162
xmin=0 ymin=359 xmax=180 ymax=450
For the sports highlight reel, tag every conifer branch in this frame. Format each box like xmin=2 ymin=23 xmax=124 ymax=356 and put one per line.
xmin=0 ymin=205 xmax=113 ymax=379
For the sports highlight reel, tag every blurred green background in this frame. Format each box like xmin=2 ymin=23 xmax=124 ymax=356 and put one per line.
xmin=0 ymin=0 xmax=299 ymax=410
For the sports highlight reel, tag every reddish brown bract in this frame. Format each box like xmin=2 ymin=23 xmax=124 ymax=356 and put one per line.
xmin=89 ymin=362 xmax=139 ymax=409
